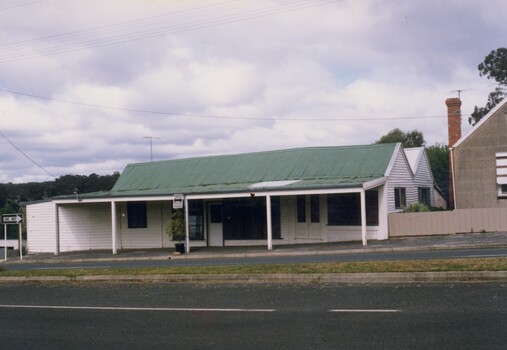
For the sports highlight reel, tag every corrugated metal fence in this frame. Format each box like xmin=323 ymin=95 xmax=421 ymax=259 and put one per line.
xmin=388 ymin=208 xmax=507 ymax=236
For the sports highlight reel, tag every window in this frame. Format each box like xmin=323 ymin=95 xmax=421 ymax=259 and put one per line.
xmin=394 ymin=188 xmax=406 ymax=209
xmin=496 ymin=152 xmax=507 ymax=188
xmin=418 ymin=187 xmax=431 ymax=206
xmin=497 ymin=152 xmax=507 ymax=198
xmin=127 ymin=202 xmax=147 ymax=228
xmin=188 ymin=201 xmax=204 ymax=240
xmin=365 ymin=191 xmax=379 ymax=226
xmin=223 ymin=197 xmax=281 ymax=240
xmin=498 ymin=184 xmax=507 ymax=198
xmin=310 ymin=195 xmax=320 ymax=223
xmin=297 ymin=195 xmax=306 ymax=223
xmin=327 ymin=191 xmax=378 ymax=226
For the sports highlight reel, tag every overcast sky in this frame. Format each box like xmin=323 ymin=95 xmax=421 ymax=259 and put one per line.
xmin=0 ymin=0 xmax=505 ymax=183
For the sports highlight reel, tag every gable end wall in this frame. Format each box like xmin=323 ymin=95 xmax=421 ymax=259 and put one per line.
xmin=453 ymin=103 xmax=507 ymax=209
xmin=386 ymin=149 xmax=417 ymax=211
xmin=413 ymin=153 xmax=435 ymax=205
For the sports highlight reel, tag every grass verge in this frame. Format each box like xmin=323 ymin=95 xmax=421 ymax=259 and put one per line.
xmin=1 ymin=257 xmax=506 ymax=277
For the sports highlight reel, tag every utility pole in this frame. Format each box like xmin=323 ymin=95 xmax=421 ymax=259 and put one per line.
xmin=143 ymin=136 xmax=161 ymax=162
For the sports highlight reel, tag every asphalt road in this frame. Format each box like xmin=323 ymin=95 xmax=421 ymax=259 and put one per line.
xmin=5 ymin=246 xmax=507 ymax=271
xmin=0 ymin=282 xmax=505 ymax=349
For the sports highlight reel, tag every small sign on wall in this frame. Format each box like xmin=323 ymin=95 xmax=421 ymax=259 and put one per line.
xmin=173 ymin=194 xmax=184 ymax=209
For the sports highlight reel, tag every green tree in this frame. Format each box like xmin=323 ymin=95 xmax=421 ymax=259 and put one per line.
xmin=470 ymin=48 xmax=507 ymax=125
xmin=426 ymin=143 xmax=449 ymax=202
xmin=375 ymin=128 xmax=426 ymax=148
xmin=0 ymin=173 xmax=121 ymax=213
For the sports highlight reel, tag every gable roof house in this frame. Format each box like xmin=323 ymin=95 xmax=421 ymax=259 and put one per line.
xmin=449 ymin=97 xmax=507 ymax=209
xmin=26 ymin=143 xmax=438 ymax=255
xmin=405 ymin=147 xmax=447 ymax=209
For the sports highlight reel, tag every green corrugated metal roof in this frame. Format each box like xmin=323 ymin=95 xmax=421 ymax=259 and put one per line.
xmin=102 ymin=143 xmax=396 ymax=197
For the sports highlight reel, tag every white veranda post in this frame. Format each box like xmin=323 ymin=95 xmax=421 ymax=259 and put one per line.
xmin=266 ymin=195 xmax=272 ymax=251
xmin=184 ymin=197 xmax=190 ymax=254
xmin=111 ymin=201 xmax=118 ymax=254
xmin=360 ymin=189 xmax=367 ymax=246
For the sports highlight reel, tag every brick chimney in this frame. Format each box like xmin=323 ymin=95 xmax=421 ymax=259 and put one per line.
xmin=446 ymin=97 xmax=462 ymax=147
xmin=446 ymin=97 xmax=461 ymax=209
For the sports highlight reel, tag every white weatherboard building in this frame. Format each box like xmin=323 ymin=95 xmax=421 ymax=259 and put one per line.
xmin=26 ymin=143 xmax=439 ymax=254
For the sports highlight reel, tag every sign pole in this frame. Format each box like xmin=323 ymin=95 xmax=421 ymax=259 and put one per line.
xmin=18 ymin=223 xmax=22 ymax=261
xmin=2 ymin=214 xmax=24 ymax=261
xmin=3 ymin=224 xmax=6 ymax=262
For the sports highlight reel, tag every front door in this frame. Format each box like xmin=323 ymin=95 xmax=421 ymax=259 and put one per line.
xmin=295 ymin=195 xmax=321 ymax=239
xmin=208 ymin=203 xmax=223 ymax=247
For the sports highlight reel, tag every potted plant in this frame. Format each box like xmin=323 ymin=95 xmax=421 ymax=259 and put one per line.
xmin=166 ymin=209 xmax=186 ymax=254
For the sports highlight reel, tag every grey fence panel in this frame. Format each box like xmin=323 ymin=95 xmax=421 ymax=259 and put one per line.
xmin=388 ymin=208 xmax=507 ymax=237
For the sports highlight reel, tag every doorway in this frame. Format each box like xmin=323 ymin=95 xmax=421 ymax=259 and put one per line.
xmin=295 ymin=195 xmax=321 ymax=239
xmin=208 ymin=203 xmax=223 ymax=247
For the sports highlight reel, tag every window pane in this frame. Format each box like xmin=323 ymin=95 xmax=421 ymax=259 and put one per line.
xmin=310 ymin=195 xmax=320 ymax=223
xmin=395 ymin=188 xmax=406 ymax=209
xmin=366 ymin=191 xmax=379 ymax=226
xmin=127 ymin=202 xmax=147 ymax=229
xmin=418 ymin=187 xmax=431 ymax=206
xmin=327 ymin=194 xmax=360 ymax=225
xmin=327 ymin=192 xmax=378 ymax=226
xmin=297 ymin=195 xmax=306 ymax=223
xmin=188 ymin=201 xmax=204 ymax=240
xmin=222 ymin=197 xmax=281 ymax=240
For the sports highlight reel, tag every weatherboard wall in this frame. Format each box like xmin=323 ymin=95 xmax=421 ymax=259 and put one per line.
xmin=386 ymin=148 xmax=417 ymax=211
xmin=119 ymin=201 xmax=165 ymax=249
xmin=411 ymin=151 xmax=435 ymax=206
xmin=26 ymin=201 xmax=55 ymax=253
xmin=58 ymin=203 xmax=112 ymax=252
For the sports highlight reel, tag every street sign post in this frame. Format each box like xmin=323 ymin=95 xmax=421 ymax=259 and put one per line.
xmin=2 ymin=213 xmax=24 ymax=261
xmin=3 ymin=224 xmax=6 ymax=262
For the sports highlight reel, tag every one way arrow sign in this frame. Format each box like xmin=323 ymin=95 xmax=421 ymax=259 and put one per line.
xmin=2 ymin=214 xmax=23 ymax=224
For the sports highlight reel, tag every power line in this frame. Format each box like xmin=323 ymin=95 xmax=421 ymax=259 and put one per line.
xmin=0 ymin=0 xmax=44 ymax=12
xmin=0 ymin=130 xmax=56 ymax=178
xmin=1 ymin=89 xmax=457 ymax=121
xmin=0 ymin=0 xmax=248 ymax=49
xmin=0 ymin=0 xmax=338 ymax=62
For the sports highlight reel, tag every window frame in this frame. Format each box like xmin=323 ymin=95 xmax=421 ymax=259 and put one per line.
xmin=394 ymin=187 xmax=406 ymax=209
xmin=127 ymin=201 xmax=147 ymax=229
xmin=418 ymin=187 xmax=431 ymax=206
xmin=498 ymin=184 xmax=507 ymax=198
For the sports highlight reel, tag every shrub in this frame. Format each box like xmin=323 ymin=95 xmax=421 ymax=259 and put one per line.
xmin=166 ymin=209 xmax=186 ymax=242
xmin=403 ymin=203 xmax=430 ymax=213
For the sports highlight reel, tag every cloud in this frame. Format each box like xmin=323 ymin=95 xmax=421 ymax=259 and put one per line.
xmin=0 ymin=0 xmax=505 ymax=183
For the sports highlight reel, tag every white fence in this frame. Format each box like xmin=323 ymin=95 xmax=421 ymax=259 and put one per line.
xmin=388 ymin=208 xmax=507 ymax=237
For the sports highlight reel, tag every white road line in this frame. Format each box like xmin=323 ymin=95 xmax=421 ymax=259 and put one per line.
xmin=329 ymin=309 xmax=402 ymax=313
xmin=0 ymin=304 xmax=275 ymax=312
